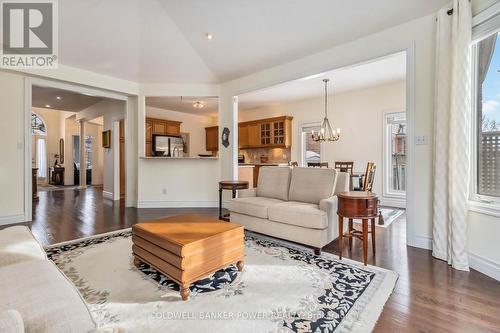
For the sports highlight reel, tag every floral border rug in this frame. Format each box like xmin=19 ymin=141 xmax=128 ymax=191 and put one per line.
xmin=46 ymin=230 xmax=397 ymax=333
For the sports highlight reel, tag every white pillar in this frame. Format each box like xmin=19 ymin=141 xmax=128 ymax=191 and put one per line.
xmin=79 ymin=120 xmax=87 ymax=188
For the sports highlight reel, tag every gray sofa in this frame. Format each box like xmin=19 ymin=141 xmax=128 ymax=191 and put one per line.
xmin=0 ymin=226 xmax=96 ymax=333
xmin=228 ymin=166 xmax=349 ymax=254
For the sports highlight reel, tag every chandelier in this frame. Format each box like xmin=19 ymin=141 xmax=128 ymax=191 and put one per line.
xmin=311 ymin=79 xmax=340 ymax=142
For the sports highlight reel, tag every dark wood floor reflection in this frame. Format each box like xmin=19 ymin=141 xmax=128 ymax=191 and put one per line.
xmin=29 ymin=187 xmax=500 ymax=333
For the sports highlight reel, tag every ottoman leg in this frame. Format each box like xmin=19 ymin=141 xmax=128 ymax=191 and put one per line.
xmin=180 ymin=285 xmax=190 ymax=301
xmin=236 ymin=260 xmax=244 ymax=272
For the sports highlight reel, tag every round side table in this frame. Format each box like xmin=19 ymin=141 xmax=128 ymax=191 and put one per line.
xmin=337 ymin=191 xmax=381 ymax=266
xmin=219 ymin=180 xmax=249 ymax=221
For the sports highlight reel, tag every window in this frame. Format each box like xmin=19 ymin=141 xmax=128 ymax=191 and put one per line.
xmin=301 ymin=124 xmax=322 ymax=166
xmin=73 ymin=135 xmax=93 ymax=170
xmin=473 ymin=22 xmax=500 ymax=201
xmin=383 ymin=112 xmax=406 ymax=197
xmin=36 ymin=138 xmax=47 ymax=179
xmin=31 ymin=113 xmax=46 ymax=136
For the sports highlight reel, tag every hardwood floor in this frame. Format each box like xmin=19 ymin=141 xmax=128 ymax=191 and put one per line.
xmin=28 ymin=187 xmax=500 ymax=333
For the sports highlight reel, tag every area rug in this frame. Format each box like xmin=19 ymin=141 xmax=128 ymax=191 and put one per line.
xmin=45 ymin=230 xmax=398 ymax=333
xmin=354 ymin=208 xmax=404 ymax=228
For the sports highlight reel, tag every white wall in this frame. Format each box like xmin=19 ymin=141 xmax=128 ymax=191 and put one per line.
xmin=0 ymin=71 xmax=25 ymax=223
xmin=146 ymin=106 xmax=217 ymax=156
xmin=239 ymin=80 xmax=406 ymax=198
xmin=78 ymin=99 xmax=126 ymax=197
xmin=137 ymin=158 xmax=220 ymax=208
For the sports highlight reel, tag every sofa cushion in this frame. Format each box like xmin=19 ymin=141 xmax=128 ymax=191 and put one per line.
xmin=0 ymin=260 xmax=96 ymax=333
xmin=268 ymin=201 xmax=328 ymax=229
xmin=0 ymin=226 xmax=46 ymax=267
xmin=256 ymin=166 xmax=292 ymax=201
xmin=0 ymin=310 xmax=24 ymax=333
xmin=227 ymin=197 xmax=284 ymax=219
xmin=288 ymin=167 xmax=337 ymax=204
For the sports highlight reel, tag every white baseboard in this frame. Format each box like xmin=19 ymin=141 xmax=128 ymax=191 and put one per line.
xmin=137 ymin=200 xmax=218 ymax=208
xmin=103 ymin=191 xmax=114 ymax=201
xmin=469 ymin=253 xmax=500 ymax=281
xmin=408 ymin=235 xmax=432 ymax=250
xmin=380 ymin=197 xmax=406 ymax=209
xmin=0 ymin=214 xmax=27 ymax=226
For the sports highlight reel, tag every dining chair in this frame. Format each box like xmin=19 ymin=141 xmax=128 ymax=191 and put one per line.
xmin=362 ymin=162 xmax=376 ymax=192
xmin=307 ymin=162 xmax=329 ymax=168
xmin=334 ymin=161 xmax=354 ymax=175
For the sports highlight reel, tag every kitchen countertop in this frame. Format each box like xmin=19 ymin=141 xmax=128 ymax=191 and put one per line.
xmin=238 ymin=163 xmax=287 ymax=166
xmin=141 ymin=156 xmax=218 ymax=160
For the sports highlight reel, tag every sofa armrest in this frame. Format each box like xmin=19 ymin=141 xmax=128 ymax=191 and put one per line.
xmin=0 ymin=310 xmax=24 ymax=333
xmin=237 ymin=188 xmax=257 ymax=198
xmin=319 ymin=195 xmax=338 ymax=213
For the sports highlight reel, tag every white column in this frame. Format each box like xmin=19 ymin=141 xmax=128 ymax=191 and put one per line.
xmin=79 ymin=120 xmax=87 ymax=188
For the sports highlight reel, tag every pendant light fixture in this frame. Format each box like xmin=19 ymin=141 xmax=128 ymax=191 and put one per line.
xmin=311 ymin=79 xmax=340 ymax=142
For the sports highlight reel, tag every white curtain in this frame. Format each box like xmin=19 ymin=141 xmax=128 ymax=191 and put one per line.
xmin=432 ymin=0 xmax=472 ymax=271
xmin=36 ymin=138 xmax=47 ymax=179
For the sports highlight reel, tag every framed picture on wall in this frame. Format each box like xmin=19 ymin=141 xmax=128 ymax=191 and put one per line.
xmin=102 ymin=130 xmax=111 ymax=148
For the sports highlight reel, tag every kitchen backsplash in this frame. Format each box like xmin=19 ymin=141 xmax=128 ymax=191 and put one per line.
xmin=240 ymin=147 xmax=291 ymax=164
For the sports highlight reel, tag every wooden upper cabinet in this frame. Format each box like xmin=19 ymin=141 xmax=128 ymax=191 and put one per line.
xmin=238 ymin=124 xmax=249 ymax=148
xmin=152 ymin=119 xmax=167 ymax=135
xmin=239 ymin=116 xmax=293 ymax=149
xmin=205 ymin=126 xmax=219 ymax=151
xmin=247 ymin=124 xmax=260 ymax=147
xmin=145 ymin=119 xmax=153 ymax=141
xmin=145 ymin=117 xmax=182 ymax=156
xmin=166 ymin=121 xmax=181 ymax=136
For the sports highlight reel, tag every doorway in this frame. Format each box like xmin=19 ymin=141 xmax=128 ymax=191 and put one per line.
xmin=235 ymin=49 xmax=413 ymax=244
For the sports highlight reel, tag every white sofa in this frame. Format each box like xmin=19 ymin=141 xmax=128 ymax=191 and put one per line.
xmin=0 ymin=226 xmax=96 ymax=333
xmin=228 ymin=166 xmax=349 ymax=254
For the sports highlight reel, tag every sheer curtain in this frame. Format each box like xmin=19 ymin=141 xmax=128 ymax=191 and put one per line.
xmin=37 ymin=138 xmax=47 ymax=179
xmin=432 ymin=0 xmax=472 ymax=271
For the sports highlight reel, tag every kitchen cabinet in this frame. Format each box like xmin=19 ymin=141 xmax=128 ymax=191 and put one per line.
xmin=247 ymin=124 xmax=260 ymax=147
xmin=239 ymin=116 xmax=293 ymax=149
xmin=205 ymin=126 xmax=219 ymax=151
xmin=238 ymin=124 xmax=249 ymax=148
xmin=152 ymin=120 xmax=167 ymax=135
xmin=145 ymin=117 xmax=182 ymax=156
xmin=166 ymin=121 xmax=181 ymax=135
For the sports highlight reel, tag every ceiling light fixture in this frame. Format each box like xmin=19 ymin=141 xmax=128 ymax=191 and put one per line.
xmin=56 ymin=96 xmax=61 ymax=100
xmin=45 ymin=104 xmax=51 ymax=108
xmin=311 ymin=79 xmax=340 ymax=142
xmin=206 ymin=33 xmax=213 ymax=40
xmin=193 ymin=101 xmax=205 ymax=109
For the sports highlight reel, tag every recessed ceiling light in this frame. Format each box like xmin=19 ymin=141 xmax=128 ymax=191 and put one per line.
xmin=206 ymin=33 xmax=213 ymax=40
xmin=45 ymin=104 xmax=51 ymax=108
xmin=56 ymin=96 xmax=61 ymax=100
xmin=193 ymin=101 xmax=205 ymax=109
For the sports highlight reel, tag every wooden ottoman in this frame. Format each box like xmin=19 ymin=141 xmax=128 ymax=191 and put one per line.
xmin=131 ymin=214 xmax=245 ymax=300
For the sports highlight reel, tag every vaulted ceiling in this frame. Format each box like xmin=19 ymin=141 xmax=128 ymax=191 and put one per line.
xmin=58 ymin=0 xmax=449 ymax=84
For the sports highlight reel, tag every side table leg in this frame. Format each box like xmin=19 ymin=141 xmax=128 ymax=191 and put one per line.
xmin=362 ymin=219 xmax=368 ymax=266
xmin=236 ymin=260 xmax=244 ymax=271
xmin=180 ymin=284 xmax=190 ymax=301
xmin=348 ymin=218 xmax=353 ymax=251
xmin=371 ymin=218 xmax=376 ymax=256
xmin=338 ymin=215 xmax=344 ymax=260
xmin=219 ymin=187 xmax=223 ymax=220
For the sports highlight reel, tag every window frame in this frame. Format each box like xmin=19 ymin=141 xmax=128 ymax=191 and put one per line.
xmin=382 ymin=110 xmax=407 ymax=200
xmin=299 ymin=122 xmax=323 ymax=167
xmin=470 ymin=7 xmax=500 ymax=215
